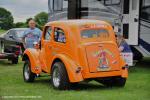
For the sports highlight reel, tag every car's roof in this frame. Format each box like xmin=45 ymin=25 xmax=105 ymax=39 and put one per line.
xmin=0 ymin=28 xmax=27 ymax=37
xmin=9 ymin=28 xmax=28 ymax=31
xmin=46 ymin=19 xmax=110 ymax=27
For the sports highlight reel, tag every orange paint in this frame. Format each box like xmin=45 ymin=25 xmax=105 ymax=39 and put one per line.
xmin=23 ymin=20 xmax=128 ymax=83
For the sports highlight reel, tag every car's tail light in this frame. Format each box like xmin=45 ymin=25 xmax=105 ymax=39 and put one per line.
xmin=15 ymin=45 xmax=20 ymax=55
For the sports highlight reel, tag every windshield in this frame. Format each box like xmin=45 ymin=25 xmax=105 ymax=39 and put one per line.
xmin=14 ymin=30 xmax=25 ymax=38
xmin=81 ymin=29 xmax=109 ymax=39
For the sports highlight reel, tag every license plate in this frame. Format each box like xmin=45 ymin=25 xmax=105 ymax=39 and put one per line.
xmin=97 ymin=65 xmax=111 ymax=71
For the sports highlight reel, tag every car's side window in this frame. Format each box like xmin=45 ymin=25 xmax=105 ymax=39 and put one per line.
xmin=54 ymin=28 xmax=66 ymax=43
xmin=5 ymin=31 xmax=13 ymax=39
xmin=44 ymin=27 xmax=52 ymax=40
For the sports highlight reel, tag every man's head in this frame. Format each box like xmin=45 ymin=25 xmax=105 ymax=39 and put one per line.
xmin=28 ymin=19 xmax=36 ymax=29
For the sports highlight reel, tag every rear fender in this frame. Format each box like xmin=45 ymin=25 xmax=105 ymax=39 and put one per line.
xmin=51 ymin=54 xmax=83 ymax=83
xmin=23 ymin=49 xmax=41 ymax=74
xmin=119 ymin=57 xmax=128 ymax=78
xmin=121 ymin=68 xmax=128 ymax=78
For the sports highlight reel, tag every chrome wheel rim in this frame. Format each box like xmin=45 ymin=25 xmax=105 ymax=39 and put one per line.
xmin=53 ymin=67 xmax=60 ymax=87
xmin=24 ymin=64 xmax=30 ymax=80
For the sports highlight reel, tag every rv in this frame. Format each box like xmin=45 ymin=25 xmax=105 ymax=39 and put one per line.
xmin=48 ymin=0 xmax=150 ymax=60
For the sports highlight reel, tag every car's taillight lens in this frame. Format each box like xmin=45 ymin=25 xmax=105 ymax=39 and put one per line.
xmin=15 ymin=45 xmax=20 ymax=55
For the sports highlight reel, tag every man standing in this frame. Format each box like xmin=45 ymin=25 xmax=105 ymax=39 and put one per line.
xmin=23 ymin=19 xmax=42 ymax=48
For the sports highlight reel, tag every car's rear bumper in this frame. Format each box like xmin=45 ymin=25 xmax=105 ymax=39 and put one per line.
xmin=0 ymin=53 xmax=17 ymax=59
xmin=82 ymin=68 xmax=128 ymax=79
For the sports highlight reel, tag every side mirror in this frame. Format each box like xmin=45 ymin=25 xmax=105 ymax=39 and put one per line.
xmin=33 ymin=42 xmax=40 ymax=49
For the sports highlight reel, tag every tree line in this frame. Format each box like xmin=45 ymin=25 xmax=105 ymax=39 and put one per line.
xmin=0 ymin=7 xmax=48 ymax=30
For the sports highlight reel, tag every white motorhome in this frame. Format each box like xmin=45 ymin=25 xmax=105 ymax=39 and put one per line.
xmin=48 ymin=0 xmax=150 ymax=60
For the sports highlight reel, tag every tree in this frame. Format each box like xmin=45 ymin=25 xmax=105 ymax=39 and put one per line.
xmin=34 ymin=12 xmax=48 ymax=28
xmin=14 ymin=22 xmax=26 ymax=28
xmin=0 ymin=7 xmax=14 ymax=30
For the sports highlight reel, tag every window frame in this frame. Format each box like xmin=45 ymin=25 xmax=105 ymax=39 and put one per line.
xmin=43 ymin=26 xmax=53 ymax=41
xmin=54 ymin=27 xmax=66 ymax=43
xmin=80 ymin=28 xmax=110 ymax=39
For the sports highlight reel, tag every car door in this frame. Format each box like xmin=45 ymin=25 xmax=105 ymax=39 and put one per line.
xmin=121 ymin=0 xmax=140 ymax=45
xmin=40 ymin=26 xmax=53 ymax=72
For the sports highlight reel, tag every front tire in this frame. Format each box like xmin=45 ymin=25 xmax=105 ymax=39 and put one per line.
xmin=51 ymin=62 xmax=70 ymax=90
xmin=23 ymin=60 xmax=35 ymax=82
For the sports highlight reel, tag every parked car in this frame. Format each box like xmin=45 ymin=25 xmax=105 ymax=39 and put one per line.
xmin=0 ymin=28 xmax=27 ymax=64
xmin=22 ymin=20 xmax=128 ymax=90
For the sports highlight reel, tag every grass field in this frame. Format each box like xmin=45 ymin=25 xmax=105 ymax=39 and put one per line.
xmin=0 ymin=58 xmax=150 ymax=100
xmin=0 ymin=29 xmax=6 ymax=34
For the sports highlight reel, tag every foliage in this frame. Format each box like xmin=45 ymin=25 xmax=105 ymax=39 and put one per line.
xmin=0 ymin=7 xmax=14 ymax=30
xmin=0 ymin=29 xmax=7 ymax=34
xmin=34 ymin=12 xmax=48 ymax=28
xmin=0 ymin=7 xmax=48 ymax=30
xmin=13 ymin=22 xmax=27 ymax=28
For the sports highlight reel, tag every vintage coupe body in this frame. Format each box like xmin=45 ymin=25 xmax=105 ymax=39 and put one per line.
xmin=23 ymin=20 xmax=128 ymax=90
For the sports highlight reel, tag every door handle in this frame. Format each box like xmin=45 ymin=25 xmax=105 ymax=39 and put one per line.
xmin=134 ymin=18 xmax=138 ymax=22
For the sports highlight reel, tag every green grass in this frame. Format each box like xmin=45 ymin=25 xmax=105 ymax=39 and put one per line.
xmin=0 ymin=29 xmax=6 ymax=34
xmin=0 ymin=58 xmax=150 ymax=100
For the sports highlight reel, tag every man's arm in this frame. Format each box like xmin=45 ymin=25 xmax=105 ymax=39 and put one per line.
xmin=37 ymin=28 xmax=42 ymax=41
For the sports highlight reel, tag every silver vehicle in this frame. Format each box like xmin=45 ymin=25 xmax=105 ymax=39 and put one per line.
xmin=0 ymin=28 xmax=27 ymax=64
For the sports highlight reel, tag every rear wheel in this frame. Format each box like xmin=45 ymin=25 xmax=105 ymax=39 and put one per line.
xmin=51 ymin=62 xmax=70 ymax=90
xmin=113 ymin=77 xmax=126 ymax=87
xmin=23 ymin=60 xmax=35 ymax=82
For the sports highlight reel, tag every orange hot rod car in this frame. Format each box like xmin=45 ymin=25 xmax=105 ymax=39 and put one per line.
xmin=22 ymin=20 xmax=128 ymax=90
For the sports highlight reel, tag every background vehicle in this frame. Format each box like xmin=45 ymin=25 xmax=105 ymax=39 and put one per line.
xmin=23 ymin=20 xmax=128 ymax=90
xmin=0 ymin=28 xmax=26 ymax=64
xmin=48 ymin=0 xmax=150 ymax=61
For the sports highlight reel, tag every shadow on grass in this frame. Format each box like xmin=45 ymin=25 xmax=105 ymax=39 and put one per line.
xmin=33 ymin=78 xmax=116 ymax=91
xmin=136 ymin=58 xmax=150 ymax=68
xmin=129 ymin=58 xmax=150 ymax=72
xmin=70 ymin=82 xmax=110 ymax=91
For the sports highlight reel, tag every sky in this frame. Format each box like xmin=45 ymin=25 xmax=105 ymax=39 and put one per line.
xmin=0 ymin=0 xmax=48 ymax=22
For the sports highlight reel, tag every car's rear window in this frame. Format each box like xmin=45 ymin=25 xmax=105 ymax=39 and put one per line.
xmin=81 ymin=29 xmax=109 ymax=39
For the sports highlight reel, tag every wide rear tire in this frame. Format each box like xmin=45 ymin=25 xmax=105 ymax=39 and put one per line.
xmin=23 ymin=60 xmax=36 ymax=82
xmin=51 ymin=62 xmax=70 ymax=90
xmin=113 ymin=77 xmax=126 ymax=87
